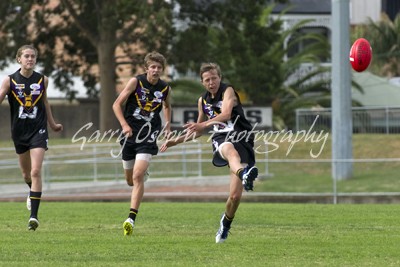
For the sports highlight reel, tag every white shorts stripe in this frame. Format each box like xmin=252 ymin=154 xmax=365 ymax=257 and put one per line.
xmin=122 ymin=153 xmax=152 ymax=169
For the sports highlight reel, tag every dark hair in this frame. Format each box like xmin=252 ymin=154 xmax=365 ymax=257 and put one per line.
xmin=199 ymin=63 xmax=221 ymax=81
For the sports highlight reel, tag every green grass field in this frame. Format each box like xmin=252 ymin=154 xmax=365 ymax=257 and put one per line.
xmin=1 ymin=202 xmax=400 ymax=266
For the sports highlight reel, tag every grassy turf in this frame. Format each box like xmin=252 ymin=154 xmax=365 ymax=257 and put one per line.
xmin=1 ymin=202 xmax=400 ymax=266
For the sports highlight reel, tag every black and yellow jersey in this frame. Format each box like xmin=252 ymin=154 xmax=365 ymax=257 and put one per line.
xmin=123 ymin=73 xmax=170 ymax=143
xmin=7 ymin=69 xmax=47 ymax=143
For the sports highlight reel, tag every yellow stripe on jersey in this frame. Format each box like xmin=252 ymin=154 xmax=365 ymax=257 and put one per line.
xmin=31 ymin=77 xmax=44 ymax=107
xmin=150 ymin=85 xmax=169 ymax=112
xmin=135 ymin=80 xmax=144 ymax=109
xmin=10 ymin=78 xmax=44 ymax=107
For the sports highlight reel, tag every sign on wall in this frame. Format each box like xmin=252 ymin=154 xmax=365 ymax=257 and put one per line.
xmin=167 ymin=107 xmax=272 ymax=129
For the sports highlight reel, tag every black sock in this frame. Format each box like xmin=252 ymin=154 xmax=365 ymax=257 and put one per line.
xmin=129 ymin=208 xmax=138 ymax=221
xmin=236 ymin=168 xmax=244 ymax=180
xmin=223 ymin=213 xmax=234 ymax=228
xmin=29 ymin=191 xmax=42 ymax=219
xmin=26 ymin=181 xmax=32 ymax=188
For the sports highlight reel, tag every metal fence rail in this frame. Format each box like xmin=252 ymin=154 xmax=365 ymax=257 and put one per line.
xmin=296 ymin=106 xmax=400 ymax=133
xmin=2 ymin=142 xmax=400 ymax=204
xmin=0 ymin=142 xmax=270 ymax=185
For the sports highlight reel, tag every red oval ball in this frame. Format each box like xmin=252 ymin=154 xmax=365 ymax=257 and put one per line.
xmin=349 ymin=38 xmax=372 ymax=72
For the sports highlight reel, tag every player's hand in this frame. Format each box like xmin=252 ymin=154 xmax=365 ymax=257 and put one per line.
xmin=183 ymin=122 xmax=205 ymax=135
xmin=163 ymin=127 xmax=172 ymax=139
xmin=52 ymin=123 xmax=63 ymax=132
xmin=122 ymin=124 xmax=133 ymax=137
xmin=160 ymin=140 xmax=175 ymax=152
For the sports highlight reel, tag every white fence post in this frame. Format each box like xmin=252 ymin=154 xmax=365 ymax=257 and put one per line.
xmin=198 ymin=142 xmax=202 ymax=177
xmin=93 ymin=145 xmax=98 ymax=182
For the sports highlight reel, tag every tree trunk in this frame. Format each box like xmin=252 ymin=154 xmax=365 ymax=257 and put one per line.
xmin=97 ymin=41 xmax=118 ymax=132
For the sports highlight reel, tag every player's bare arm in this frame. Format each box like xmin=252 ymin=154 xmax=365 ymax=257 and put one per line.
xmin=43 ymin=76 xmax=63 ymax=132
xmin=0 ymin=76 xmax=10 ymax=104
xmin=160 ymin=97 xmax=203 ymax=152
xmin=112 ymin=77 xmax=138 ymax=137
xmin=185 ymin=87 xmax=236 ymax=133
xmin=162 ymin=86 xmax=172 ymax=136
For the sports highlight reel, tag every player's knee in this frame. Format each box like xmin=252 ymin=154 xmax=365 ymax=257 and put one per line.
xmin=30 ymin=168 xmax=41 ymax=179
xmin=219 ymin=143 xmax=236 ymax=158
xmin=229 ymin=194 xmax=241 ymax=204
xmin=132 ymin=172 xmax=145 ymax=184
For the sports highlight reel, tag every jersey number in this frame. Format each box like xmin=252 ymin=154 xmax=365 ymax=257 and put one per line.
xmin=18 ymin=106 xmax=38 ymax=119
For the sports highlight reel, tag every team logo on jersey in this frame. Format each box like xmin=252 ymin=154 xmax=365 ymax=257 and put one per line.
xmin=15 ymin=84 xmax=25 ymax=90
xmin=133 ymin=107 xmax=154 ymax=122
xmin=203 ymin=102 xmax=215 ymax=118
xmin=154 ymin=91 xmax=163 ymax=98
xmin=30 ymin=83 xmax=41 ymax=90
xmin=39 ymin=129 xmax=46 ymax=134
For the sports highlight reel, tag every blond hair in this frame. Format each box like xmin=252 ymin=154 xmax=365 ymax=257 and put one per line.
xmin=144 ymin=51 xmax=166 ymax=69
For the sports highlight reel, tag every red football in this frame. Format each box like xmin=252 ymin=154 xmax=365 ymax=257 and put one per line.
xmin=349 ymin=38 xmax=372 ymax=72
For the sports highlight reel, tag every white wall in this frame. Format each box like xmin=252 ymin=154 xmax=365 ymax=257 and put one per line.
xmin=350 ymin=0 xmax=382 ymax=24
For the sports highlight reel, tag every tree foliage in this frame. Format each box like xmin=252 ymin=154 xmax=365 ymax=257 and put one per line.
xmin=272 ymin=32 xmax=331 ymax=129
xmin=168 ymin=79 xmax=204 ymax=105
xmin=0 ymin=0 xmax=174 ymax=130
xmin=172 ymin=0 xmax=288 ymax=105
xmin=352 ymin=13 xmax=400 ymax=77
xmin=172 ymin=0 xmax=331 ymax=129
xmin=0 ymin=2 xmax=36 ymax=68
xmin=0 ymin=0 xmax=336 ymax=130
